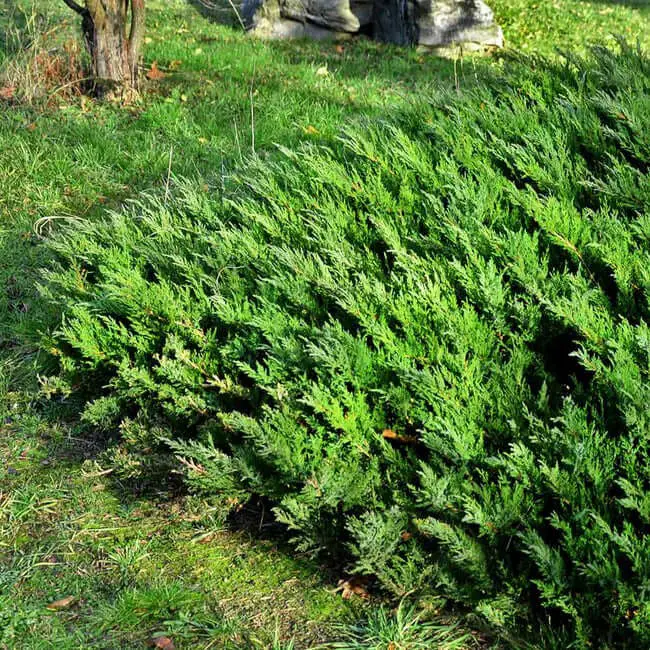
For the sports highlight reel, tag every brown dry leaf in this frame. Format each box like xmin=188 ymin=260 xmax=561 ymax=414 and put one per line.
xmin=0 ymin=86 xmax=16 ymax=100
xmin=337 ymin=576 xmax=370 ymax=600
xmin=382 ymin=429 xmax=417 ymax=445
xmin=400 ymin=531 xmax=412 ymax=541
xmin=335 ymin=44 xmax=345 ymax=53
xmin=46 ymin=596 xmax=76 ymax=611
xmin=178 ymin=456 xmax=206 ymax=474
xmin=148 ymin=636 xmax=175 ymax=650
xmin=146 ymin=61 xmax=166 ymax=81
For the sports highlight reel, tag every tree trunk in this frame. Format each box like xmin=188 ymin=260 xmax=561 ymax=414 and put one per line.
xmin=63 ymin=0 xmax=145 ymax=94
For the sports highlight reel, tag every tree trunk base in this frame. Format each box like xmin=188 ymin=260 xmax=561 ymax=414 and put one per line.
xmin=66 ymin=0 xmax=145 ymax=97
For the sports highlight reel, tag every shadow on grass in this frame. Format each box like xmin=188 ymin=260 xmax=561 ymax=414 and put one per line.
xmin=185 ymin=0 xmax=245 ymax=28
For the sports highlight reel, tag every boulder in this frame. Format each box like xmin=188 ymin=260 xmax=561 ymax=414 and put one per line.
xmin=351 ymin=0 xmax=374 ymax=28
xmin=243 ymin=0 xmax=503 ymax=50
xmin=415 ymin=0 xmax=503 ymax=49
xmin=281 ymin=0 xmax=361 ymax=31
xmin=248 ymin=14 xmax=351 ymax=39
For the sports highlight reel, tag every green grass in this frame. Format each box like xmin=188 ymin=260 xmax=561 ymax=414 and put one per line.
xmin=491 ymin=0 xmax=650 ymax=53
xmin=1 ymin=0 xmax=650 ymax=648
xmin=0 ymin=388 xmax=361 ymax=649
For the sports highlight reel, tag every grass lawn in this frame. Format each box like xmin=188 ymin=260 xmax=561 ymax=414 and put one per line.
xmin=1 ymin=389 xmax=359 ymax=649
xmin=1 ymin=0 xmax=650 ymax=647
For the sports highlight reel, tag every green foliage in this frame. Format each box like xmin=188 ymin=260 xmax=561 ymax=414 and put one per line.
xmin=40 ymin=44 xmax=650 ymax=648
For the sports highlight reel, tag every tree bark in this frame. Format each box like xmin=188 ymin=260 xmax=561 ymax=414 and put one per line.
xmin=63 ymin=0 xmax=145 ymax=93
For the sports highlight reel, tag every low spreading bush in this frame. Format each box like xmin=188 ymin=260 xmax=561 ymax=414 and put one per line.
xmin=40 ymin=44 xmax=650 ymax=648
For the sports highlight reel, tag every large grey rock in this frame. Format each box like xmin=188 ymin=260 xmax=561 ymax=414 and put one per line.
xmin=243 ymin=0 xmax=359 ymax=33
xmin=255 ymin=16 xmax=351 ymax=39
xmin=351 ymin=0 xmax=373 ymax=28
xmin=242 ymin=0 xmax=280 ymax=30
xmin=416 ymin=0 xmax=503 ymax=48
xmin=243 ymin=0 xmax=503 ymax=50
xmin=282 ymin=0 xmax=360 ymax=31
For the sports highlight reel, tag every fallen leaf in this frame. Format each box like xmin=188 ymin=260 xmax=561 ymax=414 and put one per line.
xmin=46 ymin=596 xmax=76 ymax=611
xmin=148 ymin=636 xmax=175 ymax=650
xmin=302 ymin=125 xmax=319 ymax=135
xmin=382 ymin=429 xmax=417 ymax=445
xmin=0 ymin=86 xmax=16 ymax=100
xmin=337 ymin=576 xmax=370 ymax=600
xmin=169 ymin=60 xmax=183 ymax=70
xmin=316 ymin=66 xmax=329 ymax=77
xmin=146 ymin=61 xmax=166 ymax=81
xmin=400 ymin=531 xmax=412 ymax=541
xmin=335 ymin=44 xmax=345 ymax=53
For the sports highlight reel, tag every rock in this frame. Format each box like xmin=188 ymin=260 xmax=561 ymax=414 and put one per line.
xmin=242 ymin=0 xmax=503 ymax=50
xmin=242 ymin=0 xmax=281 ymax=32
xmin=243 ymin=0 xmax=357 ymax=37
xmin=281 ymin=0 xmax=361 ymax=31
xmin=263 ymin=17 xmax=352 ymax=39
xmin=416 ymin=0 xmax=503 ymax=49
xmin=351 ymin=0 xmax=374 ymax=28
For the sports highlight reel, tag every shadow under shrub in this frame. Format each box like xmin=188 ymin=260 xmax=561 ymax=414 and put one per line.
xmin=39 ymin=43 xmax=650 ymax=648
